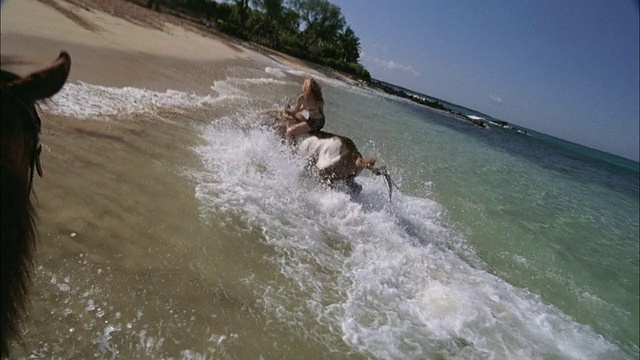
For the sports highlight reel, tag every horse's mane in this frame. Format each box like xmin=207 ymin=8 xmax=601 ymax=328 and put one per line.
xmin=0 ymin=65 xmax=39 ymax=358
xmin=1 ymin=67 xmax=21 ymax=81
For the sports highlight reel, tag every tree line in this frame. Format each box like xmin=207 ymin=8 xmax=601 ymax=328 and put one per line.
xmin=143 ymin=0 xmax=371 ymax=81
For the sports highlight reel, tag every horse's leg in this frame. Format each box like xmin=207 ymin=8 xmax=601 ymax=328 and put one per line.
xmin=314 ymin=167 xmax=333 ymax=187
xmin=303 ymin=155 xmax=318 ymax=178
xmin=345 ymin=176 xmax=363 ymax=197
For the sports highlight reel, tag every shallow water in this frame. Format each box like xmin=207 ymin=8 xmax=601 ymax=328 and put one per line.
xmin=12 ymin=57 xmax=638 ymax=359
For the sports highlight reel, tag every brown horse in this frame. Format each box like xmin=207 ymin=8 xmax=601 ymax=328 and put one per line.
xmin=1 ymin=51 xmax=71 ymax=358
xmin=259 ymin=109 xmax=398 ymax=199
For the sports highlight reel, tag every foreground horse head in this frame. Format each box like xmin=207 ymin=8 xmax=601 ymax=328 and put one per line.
xmin=1 ymin=51 xmax=71 ymax=357
xmin=259 ymin=109 xmax=399 ymax=200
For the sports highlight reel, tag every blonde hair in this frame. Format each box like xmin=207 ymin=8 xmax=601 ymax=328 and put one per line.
xmin=302 ymin=77 xmax=324 ymax=105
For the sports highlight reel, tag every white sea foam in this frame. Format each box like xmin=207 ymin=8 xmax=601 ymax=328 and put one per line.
xmin=25 ymin=261 xmax=236 ymax=359
xmin=32 ymin=68 xmax=629 ymax=359
xmin=227 ymin=76 xmax=290 ymax=85
xmin=191 ymin=74 xmax=629 ymax=359
xmin=210 ymin=79 xmax=249 ymax=101
xmin=266 ymin=64 xmax=376 ymax=99
xmin=44 ymin=81 xmax=220 ymax=119
xmin=285 ymin=68 xmax=314 ymax=78
xmin=265 ymin=67 xmax=287 ymax=78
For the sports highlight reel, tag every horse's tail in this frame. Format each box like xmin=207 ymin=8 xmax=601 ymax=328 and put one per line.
xmin=356 ymin=155 xmax=400 ymax=201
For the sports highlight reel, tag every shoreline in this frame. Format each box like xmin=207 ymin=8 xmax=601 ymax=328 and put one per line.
xmin=1 ymin=0 xmax=533 ymax=137
xmin=1 ymin=0 xmax=337 ymax=87
xmin=1 ymin=1 xmax=312 ymax=356
xmin=1 ymin=1 xmax=637 ymax=358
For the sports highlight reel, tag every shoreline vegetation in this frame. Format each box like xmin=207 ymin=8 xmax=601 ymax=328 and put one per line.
xmin=138 ymin=0 xmax=532 ymax=134
xmin=51 ymin=0 xmax=529 ymax=134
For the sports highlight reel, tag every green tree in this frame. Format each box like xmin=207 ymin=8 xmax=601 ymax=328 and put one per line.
xmin=339 ymin=26 xmax=360 ymax=63
xmin=214 ymin=2 xmax=233 ymax=22
xmin=155 ymin=0 xmax=371 ymax=80
xmin=252 ymin=0 xmax=284 ymax=23
xmin=146 ymin=0 xmax=162 ymax=10
xmin=290 ymin=0 xmax=345 ymax=55
xmin=249 ymin=0 xmax=284 ymax=45
xmin=279 ymin=6 xmax=301 ymax=35
xmin=233 ymin=0 xmax=250 ymax=30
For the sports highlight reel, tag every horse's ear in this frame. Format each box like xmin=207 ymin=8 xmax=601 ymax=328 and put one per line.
xmin=5 ymin=51 xmax=71 ymax=100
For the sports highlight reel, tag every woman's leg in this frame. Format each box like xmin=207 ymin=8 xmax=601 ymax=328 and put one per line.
xmin=285 ymin=121 xmax=312 ymax=140
xmin=293 ymin=113 xmax=306 ymax=123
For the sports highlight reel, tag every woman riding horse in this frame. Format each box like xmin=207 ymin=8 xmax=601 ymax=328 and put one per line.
xmin=1 ymin=51 xmax=71 ymax=358
xmin=261 ymin=108 xmax=398 ymax=200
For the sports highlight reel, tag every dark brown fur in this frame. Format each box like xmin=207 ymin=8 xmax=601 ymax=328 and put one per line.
xmin=1 ymin=52 xmax=71 ymax=358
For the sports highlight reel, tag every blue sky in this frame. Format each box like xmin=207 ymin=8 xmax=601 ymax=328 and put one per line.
xmin=330 ymin=0 xmax=639 ymax=162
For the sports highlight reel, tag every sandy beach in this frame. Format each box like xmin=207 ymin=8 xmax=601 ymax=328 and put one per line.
xmin=1 ymin=0 xmax=342 ymax=358
xmin=3 ymin=1 xmax=638 ymax=359
xmin=1 ymin=0 xmax=332 ymax=88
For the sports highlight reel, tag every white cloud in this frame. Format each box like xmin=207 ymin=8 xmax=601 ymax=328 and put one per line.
xmin=490 ymin=94 xmax=503 ymax=104
xmin=361 ymin=52 xmax=421 ymax=77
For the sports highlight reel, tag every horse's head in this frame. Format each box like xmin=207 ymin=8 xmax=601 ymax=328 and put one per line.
xmin=0 ymin=51 xmax=71 ymax=189
xmin=0 ymin=51 xmax=71 ymax=358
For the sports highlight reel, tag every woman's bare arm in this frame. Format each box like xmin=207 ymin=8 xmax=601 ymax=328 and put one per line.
xmin=286 ymin=94 xmax=304 ymax=115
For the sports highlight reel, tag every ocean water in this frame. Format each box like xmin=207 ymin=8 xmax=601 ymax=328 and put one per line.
xmin=36 ymin=59 xmax=639 ymax=360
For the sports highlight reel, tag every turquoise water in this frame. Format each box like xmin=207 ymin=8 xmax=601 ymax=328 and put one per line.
xmin=188 ymin=63 xmax=639 ymax=358
xmin=347 ymin=88 xmax=640 ymax=356
xmin=44 ymin=61 xmax=639 ymax=359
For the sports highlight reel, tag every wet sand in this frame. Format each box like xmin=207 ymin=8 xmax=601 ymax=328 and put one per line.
xmin=18 ymin=110 xmax=279 ymax=358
